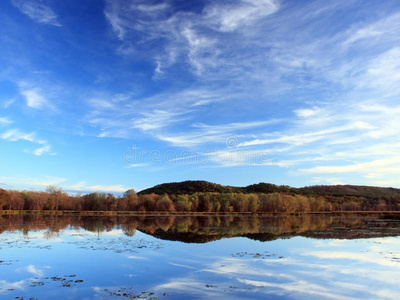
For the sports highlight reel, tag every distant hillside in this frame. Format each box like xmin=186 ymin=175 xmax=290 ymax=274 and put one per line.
xmin=138 ymin=180 xmax=240 ymax=195
xmin=297 ymin=185 xmax=400 ymax=198
xmin=244 ymin=183 xmax=293 ymax=194
xmin=139 ymin=180 xmax=400 ymax=200
xmin=138 ymin=181 xmax=298 ymax=195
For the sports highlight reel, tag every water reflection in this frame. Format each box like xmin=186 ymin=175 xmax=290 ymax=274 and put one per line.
xmin=1 ymin=214 xmax=400 ymax=242
xmin=0 ymin=214 xmax=400 ymax=299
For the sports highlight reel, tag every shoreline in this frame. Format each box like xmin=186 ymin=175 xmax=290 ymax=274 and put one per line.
xmin=2 ymin=210 xmax=400 ymax=216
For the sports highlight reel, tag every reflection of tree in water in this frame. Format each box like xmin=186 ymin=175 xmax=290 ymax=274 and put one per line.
xmin=123 ymin=228 xmax=136 ymax=237
xmin=1 ymin=214 xmax=400 ymax=242
xmin=44 ymin=230 xmax=60 ymax=239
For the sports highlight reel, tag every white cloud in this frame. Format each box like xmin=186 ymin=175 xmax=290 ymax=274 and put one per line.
xmin=85 ymin=87 xmax=240 ymax=140
xmin=205 ymin=0 xmax=279 ymax=32
xmin=3 ymin=98 xmax=17 ymax=109
xmin=0 ymin=176 xmax=129 ymax=193
xmin=133 ymin=110 xmax=185 ymax=131
xmin=312 ymin=177 xmax=346 ymax=185
xmin=0 ymin=117 xmax=12 ymax=125
xmin=0 ymin=128 xmax=53 ymax=156
xmin=67 ymin=181 xmax=129 ymax=193
xmin=20 ymin=88 xmax=54 ymax=110
xmin=0 ymin=175 xmax=67 ymax=189
xmin=126 ymin=163 xmax=149 ymax=168
xmin=342 ymin=12 xmax=400 ymax=48
xmin=1 ymin=128 xmax=43 ymax=143
xmin=156 ymin=120 xmax=278 ymax=148
xmin=12 ymin=0 xmax=61 ymax=26
xmin=238 ymin=121 xmax=372 ymax=148
xmin=301 ymin=156 xmax=400 ymax=175
xmin=294 ymin=107 xmax=321 ymax=118
xmin=88 ymin=98 xmax=116 ymax=110
xmin=99 ymin=1 xmax=400 ymax=187
xmin=103 ymin=0 xmax=281 ymax=77
xmin=33 ymin=145 xmax=52 ymax=156
xmin=359 ymin=47 xmax=400 ymax=95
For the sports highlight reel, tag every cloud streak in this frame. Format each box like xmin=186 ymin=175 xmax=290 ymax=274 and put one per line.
xmin=0 ymin=129 xmax=53 ymax=156
xmin=18 ymin=83 xmax=56 ymax=111
xmin=0 ymin=117 xmax=12 ymax=125
xmin=12 ymin=0 xmax=61 ymax=26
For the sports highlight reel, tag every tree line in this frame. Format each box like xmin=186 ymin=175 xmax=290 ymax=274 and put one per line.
xmin=1 ymin=185 xmax=400 ymax=213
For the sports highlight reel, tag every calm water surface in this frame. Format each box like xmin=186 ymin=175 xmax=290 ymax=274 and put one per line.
xmin=1 ymin=214 xmax=400 ymax=299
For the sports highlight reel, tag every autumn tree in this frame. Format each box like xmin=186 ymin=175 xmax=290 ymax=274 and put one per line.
xmin=124 ymin=189 xmax=139 ymax=211
xmin=6 ymin=191 xmax=24 ymax=210
xmin=155 ymin=194 xmax=175 ymax=212
xmin=0 ymin=189 xmax=7 ymax=209
xmin=175 ymin=194 xmax=191 ymax=212
xmin=46 ymin=186 xmax=63 ymax=210
xmin=83 ymin=192 xmax=107 ymax=211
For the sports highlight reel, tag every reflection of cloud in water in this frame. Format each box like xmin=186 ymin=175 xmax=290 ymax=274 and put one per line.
xmin=283 ymin=258 xmax=400 ymax=286
xmin=371 ymin=238 xmax=400 ymax=245
xmin=201 ymin=257 xmax=350 ymax=299
xmin=169 ymin=262 xmax=198 ymax=269
xmin=194 ymin=240 xmax=400 ymax=300
xmin=155 ymin=277 xmax=244 ymax=300
xmin=0 ymin=280 xmax=26 ymax=292
xmin=26 ymin=265 xmax=45 ymax=276
xmin=156 ymin=277 xmax=204 ymax=291
xmin=303 ymin=250 xmax=400 ymax=268
xmin=0 ymin=231 xmax=64 ymax=248
xmin=16 ymin=264 xmax=50 ymax=277
xmin=203 ymin=257 xmax=294 ymax=279
xmin=238 ymin=278 xmax=357 ymax=300
xmin=314 ymin=239 xmax=348 ymax=247
xmin=127 ymin=255 xmax=148 ymax=260
xmin=332 ymin=281 xmax=400 ymax=299
xmin=69 ymin=229 xmax=125 ymax=237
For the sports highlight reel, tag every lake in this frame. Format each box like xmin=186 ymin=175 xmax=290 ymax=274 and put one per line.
xmin=1 ymin=213 xmax=400 ymax=299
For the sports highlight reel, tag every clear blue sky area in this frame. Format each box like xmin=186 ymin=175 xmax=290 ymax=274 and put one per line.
xmin=1 ymin=0 xmax=400 ymax=193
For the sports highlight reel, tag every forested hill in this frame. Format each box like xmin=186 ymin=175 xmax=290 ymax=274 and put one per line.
xmin=137 ymin=180 xmax=239 ymax=195
xmin=138 ymin=180 xmax=295 ymax=195
xmin=297 ymin=185 xmax=400 ymax=198
xmin=138 ymin=180 xmax=400 ymax=199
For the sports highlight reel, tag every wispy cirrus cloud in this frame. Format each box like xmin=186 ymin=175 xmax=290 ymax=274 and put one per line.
xmin=0 ymin=175 xmax=66 ymax=189
xmin=1 ymin=128 xmax=53 ymax=156
xmin=33 ymin=145 xmax=52 ymax=156
xmin=66 ymin=181 xmax=129 ymax=193
xmin=0 ymin=116 xmax=12 ymax=125
xmin=19 ymin=85 xmax=56 ymax=111
xmin=1 ymin=128 xmax=43 ymax=143
xmin=88 ymin=1 xmax=400 ymax=186
xmin=236 ymin=99 xmax=400 ymax=186
xmin=84 ymin=86 xmax=239 ymax=139
xmin=103 ymin=0 xmax=281 ymax=77
xmin=157 ymin=120 xmax=279 ymax=147
xmin=0 ymin=175 xmax=129 ymax=193
xmin=12 ymin=0 xmax=61 ymax=26
xmin=204 ymin=0 xmax=279 ymax=32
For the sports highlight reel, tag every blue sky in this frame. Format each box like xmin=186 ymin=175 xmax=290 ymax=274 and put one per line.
xmin=1 ymin=0 xmax=400 ymax=193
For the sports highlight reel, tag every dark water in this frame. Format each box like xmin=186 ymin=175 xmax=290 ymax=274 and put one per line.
xmin=1 ymin=214 xmax=400 ymax=299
